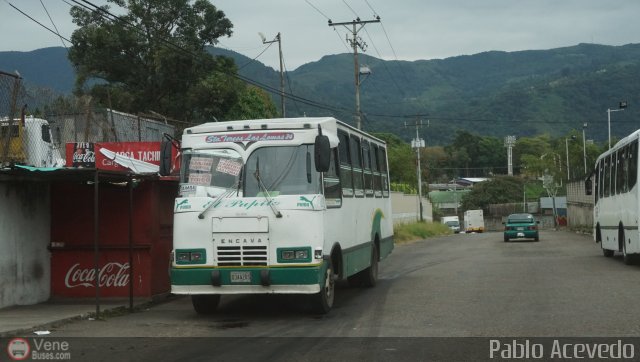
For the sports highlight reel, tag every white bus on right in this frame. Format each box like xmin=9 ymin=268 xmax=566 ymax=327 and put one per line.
xmin=589 ymin=129 xmax=640 ymax=264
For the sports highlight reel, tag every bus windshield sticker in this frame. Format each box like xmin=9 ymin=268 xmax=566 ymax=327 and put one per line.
xmin=188 ymin=173 xmax=211 ymax=186
xmin=189 ymin=157 xmax=213 ymax=172
xmin=179 ymin=184 xmax=197 ymax=196
xmin=205 ymin=132 xmax=294 ymax=144
xmin=216 ymin=159 xmax=243 ymax=176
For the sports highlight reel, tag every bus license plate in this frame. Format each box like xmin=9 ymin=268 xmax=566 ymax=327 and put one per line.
xmin=230 ymin=271 xmax=252 ymax=283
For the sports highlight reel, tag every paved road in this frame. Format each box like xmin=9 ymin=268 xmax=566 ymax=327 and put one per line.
xmin=30 ymin=230 xmax=640 ymax=360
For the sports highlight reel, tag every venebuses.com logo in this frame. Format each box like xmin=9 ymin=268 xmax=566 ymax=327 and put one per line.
xmin=6 ymin=338 xmax=71 ymax=361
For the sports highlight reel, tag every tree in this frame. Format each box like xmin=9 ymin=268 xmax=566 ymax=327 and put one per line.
xmin=460 ymin=176 xmax=524 ymax=210
xmin=68 ymin=0 xmax=275 ymax=124
xmin=226 ymin=86 xmax=278 ymax=120
xmin=372 ymin=132 xmax=416 ymax=186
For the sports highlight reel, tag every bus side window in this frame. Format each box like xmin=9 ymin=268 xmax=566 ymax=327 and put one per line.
xmin=338 ymin=131 xmax=354 ymax=197
xmin=599 ymin=158 xmax=604 ymax=199
xmin=616 ymin=149 xmax=624 ymax=195
xmin=602 ymin=156 xmax=609 ymax=198
xmin=379 ymin=147 xmax=390 ymax=198
xmin=629 ymin=141 xmax=638 ymax=190
xmin=371 ymin=144 xmax=382 ymax=197
xmin=594 ymin=159 xmax=600 ymax=202
xmin=350 ymin=135 xmax=365 ymax=198
xmin=362 ymin=140 xmax=374 ymax=197
xmin=323 ymin=148 xmax=342 ymax=208
xmin=623 ymin=146 xmax=630 ymax=193
xmin=604 ymin=154 xmax=611 ymax=197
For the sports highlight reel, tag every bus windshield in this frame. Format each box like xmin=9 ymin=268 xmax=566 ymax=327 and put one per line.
xmin=244 ymin=145 xmax=321 ymax=197
xmin=180 ymin=148 xmax=243 ymax=197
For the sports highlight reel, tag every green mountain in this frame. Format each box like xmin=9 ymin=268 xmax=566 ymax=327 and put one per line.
xmin=1 ymin=43 xmax=639 ymax=145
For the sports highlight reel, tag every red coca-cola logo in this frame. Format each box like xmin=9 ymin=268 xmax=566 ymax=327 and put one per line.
xmin=64 ymin=262 xmax=130 ymax=288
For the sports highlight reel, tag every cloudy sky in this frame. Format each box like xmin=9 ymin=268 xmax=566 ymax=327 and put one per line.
xmin=1 ymin=0 xmax=640 ymax=70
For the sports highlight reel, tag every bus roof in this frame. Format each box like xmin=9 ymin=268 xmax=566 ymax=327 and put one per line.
xmin=183 ymin=117 xmax=386 ymax=145
xmin=597 ymin=129 xmax=640 ymax=162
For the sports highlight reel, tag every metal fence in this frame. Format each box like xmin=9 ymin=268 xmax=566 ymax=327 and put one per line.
xmin=48 ymin=109 xmax=176 ymax=145
xmin=1 ymin=69 xmax=176 ymax=167
xmin=0 ymin=71 xmax=24 ymax=165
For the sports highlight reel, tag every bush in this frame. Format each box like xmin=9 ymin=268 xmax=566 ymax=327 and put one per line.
xmin=394 ymin=221 xmax=451 ymax=243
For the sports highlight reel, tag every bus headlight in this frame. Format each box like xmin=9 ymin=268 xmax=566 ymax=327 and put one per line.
xmin=175 ymin=249 xmax=206 ymax=264
xmin=295 ymin=250 xmax=308 ymax=259
xmin=278 ymin=247 xmax=311 ymax=263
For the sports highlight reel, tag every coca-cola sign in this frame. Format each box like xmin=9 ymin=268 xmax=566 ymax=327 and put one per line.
xmin=64 ymin=262 xmax=130 ymax=288
xmin=66 ymin=142 xmax=96 ymax=168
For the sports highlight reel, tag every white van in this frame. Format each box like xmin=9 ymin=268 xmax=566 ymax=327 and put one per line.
xmin=0 ymin=116 xmax=64 ymax=167
xmin=441 ymin=215 xmax=461 ymax=233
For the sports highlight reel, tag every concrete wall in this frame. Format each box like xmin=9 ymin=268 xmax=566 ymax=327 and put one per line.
xmin=391 ymin=191 xmax=433 ymax=224
xmin=566 ymin=180 xmax=594 ymax=230
xmin=0 ymin=182 xmax=51 ymax=308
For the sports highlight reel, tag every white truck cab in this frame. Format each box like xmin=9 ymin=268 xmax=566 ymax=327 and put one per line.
xmin=0 ymin=116 xmax=64 ymax=167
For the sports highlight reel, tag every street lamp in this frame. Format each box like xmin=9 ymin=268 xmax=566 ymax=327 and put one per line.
xmin=566 ymin=135 xmax=576 ymax=180
xmin=607 ymin=101 xmax=628 ymax=149
xmin=582 ymin=123 xmax=587 ymax=174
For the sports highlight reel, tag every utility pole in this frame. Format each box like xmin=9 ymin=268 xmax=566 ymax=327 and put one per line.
xmin=260 ymin=32 xmax=285 ymax=117
xmin=504 ymin=136 xmax=516 ymax=176
xmin=328 ymin=17 xmax=380 ymax=130
xmin=582 ymin=123 xmax=587 ymax=174
xmin=406 ymin=120 xmax=425 ymax=221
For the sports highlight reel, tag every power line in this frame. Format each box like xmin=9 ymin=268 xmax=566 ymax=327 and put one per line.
xmin=4 ymin=0 xmax=72 ymax=44
xmin=281 ymin=54 xmax=303 ymax=116
xmin=341 ymin=0 xmax=359 ymax=18
xmin=361 ymin=27 xmax=406 ymax=97
xmin=304 ymin=0 xmax=351 ymax=54
xmin=237 ymin=42 xmax=274 ymax=71
xmin=39 ymin=0 xmax=68 ymax=49
xmin=305 ymin=0 xmax=331 ymax=20
xmin=363 ymin=0 xmax=378 ymax=16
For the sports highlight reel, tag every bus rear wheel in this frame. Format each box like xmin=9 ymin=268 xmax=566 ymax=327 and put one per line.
xmin=621 ymin=229 xmax=636 ymax=265
xmin=311 ymin=261 xmax=335 ymax=314
xmin=191 ymin=294 xmax=221 ymax=314
xmin=348 ymin=245 xmax=379 ymax=287
xmin=602 ymin=243 xmax=614 ymax=257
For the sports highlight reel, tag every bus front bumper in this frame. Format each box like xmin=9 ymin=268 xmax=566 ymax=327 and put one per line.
xmin=170 ymin=265 xmax=324 ymax=295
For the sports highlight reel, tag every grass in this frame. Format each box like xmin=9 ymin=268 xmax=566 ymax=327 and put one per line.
xmin=394 ymin=221 xmax=452 ymax=244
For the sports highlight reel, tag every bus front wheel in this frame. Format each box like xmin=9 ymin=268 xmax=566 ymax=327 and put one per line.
xmin=311 ymin=261 xmax=335 ymax=314
xmin=192 ymin=294 xmax=220 ymax=314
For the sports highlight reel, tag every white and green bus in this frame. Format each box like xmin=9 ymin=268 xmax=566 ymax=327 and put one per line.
xmin=588 ymin=129 xmax=639 ymax=264
xmin=164 ymin=117 xmax=394 ymax=314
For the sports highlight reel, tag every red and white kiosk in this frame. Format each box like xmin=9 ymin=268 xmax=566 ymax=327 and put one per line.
xmin=49 ymin=142 xmax=178 ymax=308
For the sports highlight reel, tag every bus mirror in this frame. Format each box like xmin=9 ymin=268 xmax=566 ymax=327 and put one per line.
xmin=585 ymin=178 xmax=593 ymax=195
xmin=314 ymin=135 xmax=330 ymax=172
xmin=160 ymin=133 xmax=180 ymax=176
xmin=159 ymin=140 xmax=172 ymax=176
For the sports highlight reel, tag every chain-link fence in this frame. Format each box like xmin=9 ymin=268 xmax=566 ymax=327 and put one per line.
xmin=0 ymin=71 xmax=25 ymax=166
xmin=1 ymin=69 xmax=177 ymax=167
